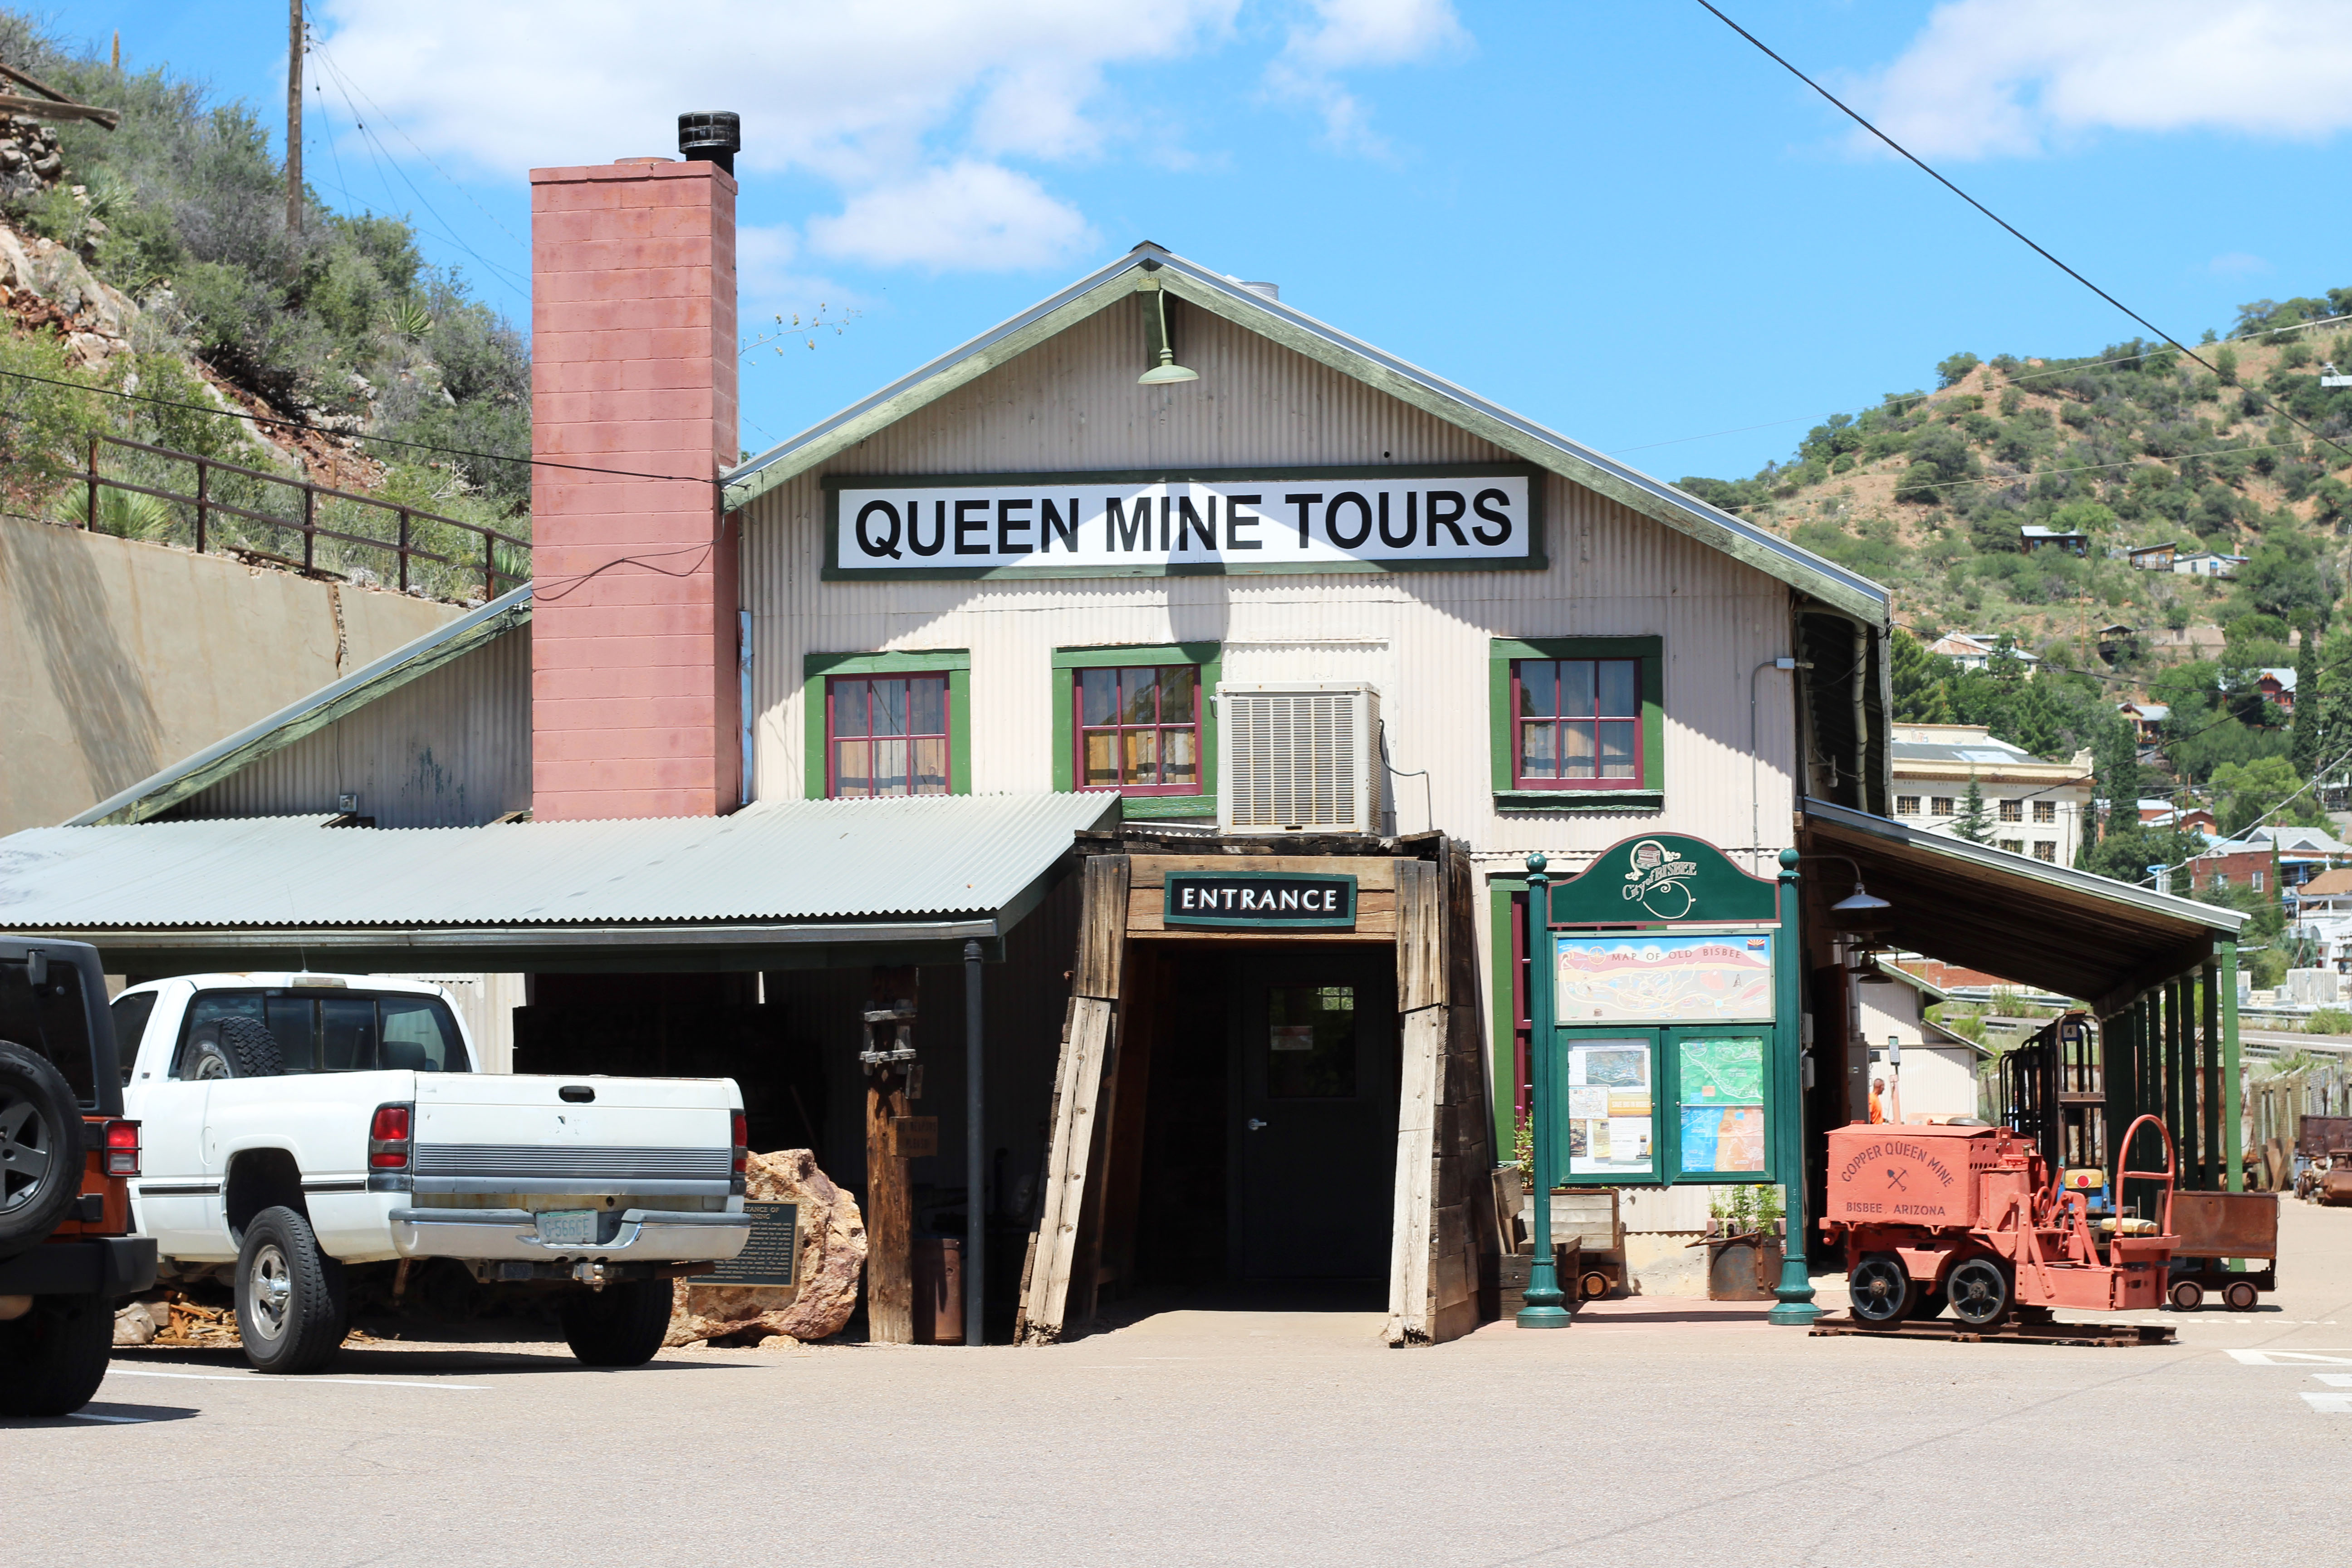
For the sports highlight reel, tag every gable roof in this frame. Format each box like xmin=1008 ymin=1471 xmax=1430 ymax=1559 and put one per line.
xmin=720 ymin=243 xmax=1889 ymax=622
xmin=69 ymin=584 xmax=532 ymax=827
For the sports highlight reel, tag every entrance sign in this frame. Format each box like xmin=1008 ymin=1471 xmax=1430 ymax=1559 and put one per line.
xmin=1555 ymin=934 xmax=1775 ymax=1024
xmin=1548 ymin=833 xmax=1778 ymax=926
xmin=824 ymin=465 xmax=1542 ymax=579
xmin=1164 ymin=871 xmax=1357 ymax=930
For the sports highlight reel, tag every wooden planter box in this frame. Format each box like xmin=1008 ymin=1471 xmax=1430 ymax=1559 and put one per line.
xmin=1498 ymin=1240 xmax=1583 ymax=1316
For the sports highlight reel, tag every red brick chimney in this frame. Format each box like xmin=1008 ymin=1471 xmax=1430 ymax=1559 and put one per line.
xmin=528 ymin=148 xmax=739 ymax=820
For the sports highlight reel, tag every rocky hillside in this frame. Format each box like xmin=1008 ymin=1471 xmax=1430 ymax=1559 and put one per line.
xmin=0 ymin=14 xmax=528 ymax=601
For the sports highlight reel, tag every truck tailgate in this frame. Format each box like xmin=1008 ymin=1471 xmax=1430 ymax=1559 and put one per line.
xmin=410 ymin=1075 xmax=740 ymax=1196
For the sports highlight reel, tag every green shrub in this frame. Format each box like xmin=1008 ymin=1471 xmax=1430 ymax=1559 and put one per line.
xmin=1937 ymin=352 xmax=1980 ymax=388
xmin=2307 ymin=1009 xmax=2352 ymax=1036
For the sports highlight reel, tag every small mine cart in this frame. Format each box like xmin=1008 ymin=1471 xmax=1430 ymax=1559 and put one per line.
xmin=1823 ymin=1116 xmax=2179 ymax=1328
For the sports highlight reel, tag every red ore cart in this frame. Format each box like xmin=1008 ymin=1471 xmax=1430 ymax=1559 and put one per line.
xmin=1823 ymin=1115 xmax=2179 ymax=1328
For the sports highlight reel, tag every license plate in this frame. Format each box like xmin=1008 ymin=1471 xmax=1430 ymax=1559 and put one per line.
xmin=536 ymin=1210 xmax=598 ymax=1246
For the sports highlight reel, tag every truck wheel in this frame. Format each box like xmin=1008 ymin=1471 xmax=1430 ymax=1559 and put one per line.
xmin=1946 ymin=1258 xmax=2012 ymax=1328
xmin=0 ymin=1291 xmax=115 ymax=1416
xmin=235 ymin=1205 xmax=347 ymax=1374
xmin=0 ymin=1040 xmax=84 ymax=1257
xmin=185 ymin=1017 xmax=282 ymax=1080
xmin=1848 ymin=1254 xmax=1912 ymax=1324
xmin=558 ymin=1279 xmax=672 ymax=1367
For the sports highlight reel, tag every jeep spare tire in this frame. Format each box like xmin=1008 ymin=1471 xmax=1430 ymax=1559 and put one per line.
xmin=0 ymin=1038 xmax=83 ymax=1255
xmin=185 ymin=1015 xmax=284 ymax=1080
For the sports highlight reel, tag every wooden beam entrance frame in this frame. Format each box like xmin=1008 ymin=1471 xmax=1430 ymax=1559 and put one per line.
xmin=1017 ymin=835 xmax=1494 ymax=1348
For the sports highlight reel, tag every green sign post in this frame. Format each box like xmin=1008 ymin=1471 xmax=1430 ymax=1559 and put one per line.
xmin=1522 ymin=835 xmax=1818 ymax=1326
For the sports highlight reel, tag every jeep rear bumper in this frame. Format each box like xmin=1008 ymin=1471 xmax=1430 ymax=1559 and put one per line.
xmin=0 ymin=1235 xmax=159 ymax=1298
xmin=387 ymin=1208 xmax=750 ymax=1264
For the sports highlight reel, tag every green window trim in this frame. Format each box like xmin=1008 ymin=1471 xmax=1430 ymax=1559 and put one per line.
xmin=1488 ymin=636 xmax=1664 ymax=813
xmin=1491 ymin=878 xmax=1527 ymax=1159
xmin=803 ymin=649 xmax=972 ymax=800
xmin=1051 ymin=642 xmax=1222 ymax=818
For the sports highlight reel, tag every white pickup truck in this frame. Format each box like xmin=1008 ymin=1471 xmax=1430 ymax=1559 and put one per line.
xmin=109 ymin=971 xmax=750 ymax=1374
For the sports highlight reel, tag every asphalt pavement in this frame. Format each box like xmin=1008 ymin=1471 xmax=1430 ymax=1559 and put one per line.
xmin=12 ymin=1202 xmax=2352 ymax=1567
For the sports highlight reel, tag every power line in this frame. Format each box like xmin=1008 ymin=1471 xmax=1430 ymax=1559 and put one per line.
xmin=0 ymin=363 xmax=715 ymax=487
xmin=1690 ymin=0 xmax=2352 ymax=472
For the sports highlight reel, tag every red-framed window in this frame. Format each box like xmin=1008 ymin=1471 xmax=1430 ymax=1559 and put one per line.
xmin=1074 ymin=665 xmax=1202 ymax=796
xmin=826 ymin=674 xmax=951 ymax=797
xmin=1511 ymin=657 xmax=1641 ymax=789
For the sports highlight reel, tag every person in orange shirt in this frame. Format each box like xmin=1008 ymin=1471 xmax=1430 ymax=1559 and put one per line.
xmin=1868 ymin=1077 xmax=1886 ymax=1124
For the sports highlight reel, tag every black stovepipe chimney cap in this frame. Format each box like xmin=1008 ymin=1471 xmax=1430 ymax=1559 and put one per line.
xmin=678 ymin=112 xmax=740 ymax=175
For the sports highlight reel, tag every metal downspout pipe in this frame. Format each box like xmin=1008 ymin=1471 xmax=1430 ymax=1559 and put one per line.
xmin=964 ymin=937 xmax=985 ymax=1347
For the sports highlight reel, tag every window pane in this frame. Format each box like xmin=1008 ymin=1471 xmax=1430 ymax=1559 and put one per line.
xmin=265 ymin=998 xmax=315 ymax=1073
xmin=1081 ymin=668 xmax=1118 ymax=727
xmin=1083 ymin=730 xmax=1120 ymax=788
xmin=1561 ymin=720 xmax=1597 ymax=776
xmin=178 ymin=994 xmax=263 ymax=1078
xmin=872 ymin=678 xmax=908 ymax=737
xmin=1160 ymin=666 xmax=1197 ymax=725
xmin=1519 ymin=720 xmax=1558 ymax=779
xmin=1598 ymin=721 xmax=1638 ymax=779
xmin=1266 ymin=985 xmax=1358 ymax=1098
xmin=873 ymin=738 xmax=909 ymax=796
xmin=380 ymin=998 xmax=467 ymax=1073
xmin=1518 ymin=660 xmax=1558 ymax=718
xmin=1123 ymin=727 xmax=1160 ymax=785
xmin=319 ymin=997 xmax=378 ymax=1072
xmin=834 ymin=739 xmax=872 ymax=797
xmin=1560 ymin=660 xmax=1596 ymax=718
xmin=912 ymin=737 xmax=948 ymax=794
xmin=832 ymin=678 xmax=870 ymax=739
xmin=1121 ymin=666 xmax=1160 ymax=725
xmin=910 ymin=676 xmax=948 ymax=736
xmin=1598 ymin=660 xmax=1638 ymax=718
xmin=1161 ymin=725 xmax=1198 ymax=786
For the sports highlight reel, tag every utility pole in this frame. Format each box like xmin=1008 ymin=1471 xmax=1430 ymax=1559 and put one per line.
xmin=285 ymin=0 xmax=302 ymax=235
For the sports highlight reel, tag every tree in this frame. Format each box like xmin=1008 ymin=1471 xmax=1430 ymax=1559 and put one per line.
xmin=1950 ymin=773 xmax=1994 ymax=844
xmin=2232 ymin=539 xmax=2333 ymax=628
xmin=2209 ymin=755 xmax=2328 ymax=837
xmin=1936 ymin=352 xmax=1981 ymax=389
xmin=1890 ymin=629 xmax=1956 ymax=723
xmin=2293 ymin=620 xmax=2323 ymax=778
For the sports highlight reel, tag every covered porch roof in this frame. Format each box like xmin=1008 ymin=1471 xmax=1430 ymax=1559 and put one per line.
xmin=1801 ymin=798 xmax=2245 ymax=1015
xmin=0 ymin=791 xmax=1119 ymax=973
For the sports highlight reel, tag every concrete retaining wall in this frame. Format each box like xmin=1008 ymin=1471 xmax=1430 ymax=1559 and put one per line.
xmin=0 ymin=514 xmax=462 ymax=836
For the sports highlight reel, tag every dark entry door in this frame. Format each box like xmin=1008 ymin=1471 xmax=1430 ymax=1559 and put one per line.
xmin=1229 ymin=951 xmax=1398 ymax=1281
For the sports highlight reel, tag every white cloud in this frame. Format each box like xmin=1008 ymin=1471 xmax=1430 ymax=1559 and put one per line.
xmin=2208 ymin=251 xmax=2272 ymax=279
xmin=1857 ymin=0 xmax=2352 ymax=160
xmin=806 ymin=162 xmax=1094 ymax=271
xmin=1265 ymin=0 xmax=1467 ymax=152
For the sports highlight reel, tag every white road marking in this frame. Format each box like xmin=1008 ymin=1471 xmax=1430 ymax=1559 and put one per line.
xmin=2301 ymin=1392 xmax=2352 ymax=1413
xmin=105 ymin=1369 xmax=487 ymax=1391
xmin=67 ymin=1412 xmax=148 ymax=1424
xmin=2226 ymin=1349 xmax=2352 ymax=1366
xmin=2313 ymin=1373 xmax=2352 ymax=1387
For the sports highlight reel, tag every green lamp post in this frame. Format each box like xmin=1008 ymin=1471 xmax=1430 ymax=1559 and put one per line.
xmin=1516 ymin=852 xmax=1573 ymax=1328
xmin=1767 ymin=845 xmax=1821 ymax=1326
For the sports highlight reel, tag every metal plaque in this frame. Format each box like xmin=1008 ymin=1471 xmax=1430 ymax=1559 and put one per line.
xmin=689 ymin=1201 xmax=799 ymax=1289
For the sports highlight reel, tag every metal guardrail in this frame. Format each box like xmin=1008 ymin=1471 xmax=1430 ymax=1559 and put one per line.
xmin=73 ymin=434 xmax=528 ymax=600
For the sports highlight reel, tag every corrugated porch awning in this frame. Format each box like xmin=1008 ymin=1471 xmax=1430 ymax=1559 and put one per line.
xmin=1801 ymin=798 xmax=2245 ymax=1014
xmin=0 ymin=792 xmax=1120 ymax=973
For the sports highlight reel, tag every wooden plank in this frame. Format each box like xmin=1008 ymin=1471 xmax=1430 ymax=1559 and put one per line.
xmin=888 ymin=1117 xmax=938 ymax=1158
xmin=1095 ymin=946 xmax=1161 ymax=1302
xmin=1127 ymin=925 xmax=1396 ymax=943
xmin=1126 ymin=886 xmax=1398 ymax=934
xmin=1395 ymin=861 xmax=1446 ymax=1013
xmin=1073 ymin=856 xmax=1131 ymax=1000
xmin=1385 ymin=1002 xmax=1442 ymax=1346
xmin=1127 ymin=853 xmax=1400 ymax=892
xmin=1019 ymin=995 xmax=1115 ymax=1343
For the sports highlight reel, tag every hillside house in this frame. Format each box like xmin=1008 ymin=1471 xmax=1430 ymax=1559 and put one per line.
xmin=2127 ymin=543 xmax=2178 ymax=570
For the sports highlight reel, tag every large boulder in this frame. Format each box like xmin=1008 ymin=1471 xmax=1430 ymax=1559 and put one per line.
xmin=666 ymin=1149 xmax=866 ymax=1347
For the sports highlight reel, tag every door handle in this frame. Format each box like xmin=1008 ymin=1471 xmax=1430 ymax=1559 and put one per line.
xmin=1246 ymin=1118 xmax=1269 ymax=1132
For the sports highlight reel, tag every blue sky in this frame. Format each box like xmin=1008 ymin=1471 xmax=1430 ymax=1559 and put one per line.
xmin=46 ymin=1 xmax=2352 ymax=481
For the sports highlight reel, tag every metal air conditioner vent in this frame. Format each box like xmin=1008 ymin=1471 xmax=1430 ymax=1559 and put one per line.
xmin=1216 ymin=682 xmax=1381 ymax=837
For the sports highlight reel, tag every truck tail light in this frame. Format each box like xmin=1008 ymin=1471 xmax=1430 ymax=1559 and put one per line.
xmin=731 ymin=1110 xmax=749 ymax=1176
xmin=369 ymin=1102 xmax=413 ymax=1170
xmin=103 ymin=1119 xmax=140 ymax=1178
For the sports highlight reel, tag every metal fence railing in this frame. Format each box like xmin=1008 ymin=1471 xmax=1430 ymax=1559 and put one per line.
xmin=72 ymin=434 xmax=528 ymax=602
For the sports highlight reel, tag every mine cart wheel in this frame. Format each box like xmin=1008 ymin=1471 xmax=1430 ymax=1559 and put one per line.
xmin=1946 ymin=1258 xmax=2012 ymax=1328
xmin=2169 ymin=1279 xmax=2205 ymax=1311
xmin=1848 ymin=1254 xmax=1912 ymax=1324
xmin=2224 ymin=1279 xmax=2261 ymax=1312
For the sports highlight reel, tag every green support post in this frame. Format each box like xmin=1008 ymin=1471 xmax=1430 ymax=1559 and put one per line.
xmin=1768 ymin=847 xmax=1819 ymax=1327
xmin=2202 ymin=961 xmax=2221 ymax=1192
xmin=2222 ymin=942 xmax=2242 ymax=1193
xmin=1515 ymin=853 xmax=1571 ymax=1329
xmin=2166 ymin=976 xmax=2185 ymax=1180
